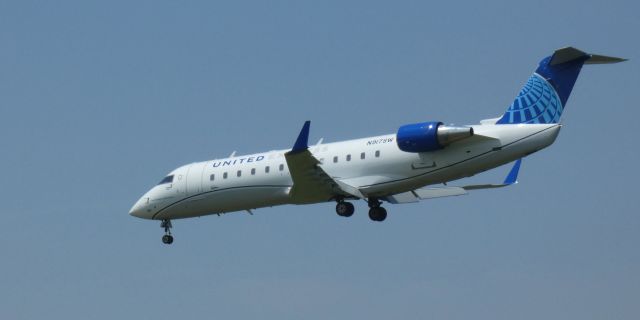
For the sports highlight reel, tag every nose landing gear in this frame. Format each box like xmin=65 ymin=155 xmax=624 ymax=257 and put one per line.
xmin=161 ymin=219 xmax=174 ymax=244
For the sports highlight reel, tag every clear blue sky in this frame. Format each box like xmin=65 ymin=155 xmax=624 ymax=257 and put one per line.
xmin=1 ymin=1 xmax=638 ymax=319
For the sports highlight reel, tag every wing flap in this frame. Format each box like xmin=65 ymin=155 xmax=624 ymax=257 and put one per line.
xmin=385 ymin=191 xmax=420 ymax=204
xmin=414 ymin=186 xmax=468 ymax=199
xmin=384 ymin=186 xmax=468 ymax=203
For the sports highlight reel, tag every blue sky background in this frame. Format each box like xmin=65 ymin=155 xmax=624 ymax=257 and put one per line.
xmin=1 ymin=1 xmax=638 ymax=319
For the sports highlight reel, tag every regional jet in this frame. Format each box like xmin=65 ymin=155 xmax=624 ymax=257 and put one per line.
xmin=130 ymin=47 xmax=625 ymax=244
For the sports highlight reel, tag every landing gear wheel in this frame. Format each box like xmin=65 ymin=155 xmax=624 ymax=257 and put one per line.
xmin=336 ymin=201 xmax=355 ymax=217
xmin=368 ymin=207 xmax=387 ymax=222
xmin=367 ymin=198 xmax=387 ymax=222
xmin=162 ymin=234 xmax=174 ymax=244
xmin=160 ymin=219 xmax=174 ymax=245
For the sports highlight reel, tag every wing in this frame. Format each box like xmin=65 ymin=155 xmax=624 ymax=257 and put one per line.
xmin=384 ymin=159 xmax=522 ymax=204
xmin=285 ymin=121 xmax=364 ymax=204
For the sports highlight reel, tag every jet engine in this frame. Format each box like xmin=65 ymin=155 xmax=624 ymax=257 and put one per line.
xmin=396 ymin=121 xmax=474 ymax=153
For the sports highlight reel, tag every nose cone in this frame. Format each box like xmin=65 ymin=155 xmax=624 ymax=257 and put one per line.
xmin=129 ymin=197 xmax=152 ymax=219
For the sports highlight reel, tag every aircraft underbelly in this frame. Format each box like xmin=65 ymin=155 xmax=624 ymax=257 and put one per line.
xmin=154 ymin=186 xmax=290 ymax=219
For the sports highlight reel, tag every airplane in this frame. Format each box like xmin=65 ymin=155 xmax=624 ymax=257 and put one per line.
xmin=129 ymin=47 xmax=625 ymax=244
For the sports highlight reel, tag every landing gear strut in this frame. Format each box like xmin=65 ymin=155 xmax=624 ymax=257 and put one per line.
xmin=161 ymin=219 xmax=173 ymax=244
xmin=367 ymin=198 xmax=387 ymax=222
xmin=335 ymin=200 xmax=355 ymax=217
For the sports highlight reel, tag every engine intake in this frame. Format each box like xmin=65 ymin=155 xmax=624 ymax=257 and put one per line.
xmin=396 ymin=121 xmax=474 ymax=153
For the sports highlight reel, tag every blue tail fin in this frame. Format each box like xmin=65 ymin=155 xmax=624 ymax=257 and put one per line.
xmin=496 ymin=47 xmax=625 ymax=125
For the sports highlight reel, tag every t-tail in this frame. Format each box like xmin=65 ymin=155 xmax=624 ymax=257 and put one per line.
xmin=496 ymin=47 xmax=626 ymax=125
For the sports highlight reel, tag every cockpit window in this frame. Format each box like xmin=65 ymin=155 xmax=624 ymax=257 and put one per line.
xmin=158 ymin=175 xmax=174 ymax=185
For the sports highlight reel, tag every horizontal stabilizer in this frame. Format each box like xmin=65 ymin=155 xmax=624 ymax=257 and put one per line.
xmin=550 ymin=47 xmax=626 ymax=65
xmin=549 ymin=47 xmax=588 ymax=65
xmin=585 ymin=54 xmax=627 ymax=65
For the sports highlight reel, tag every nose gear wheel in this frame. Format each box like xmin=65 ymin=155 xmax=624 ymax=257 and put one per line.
xmin=161 ymin=219 xmax=174 ymax=244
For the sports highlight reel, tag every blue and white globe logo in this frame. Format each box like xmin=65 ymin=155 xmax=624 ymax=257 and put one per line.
xmin=498 ymin=73 xmax=563 ymax=124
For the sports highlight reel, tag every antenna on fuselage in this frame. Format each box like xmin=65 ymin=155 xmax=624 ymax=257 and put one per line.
xmin=229 ymin=151 xmax=237 ymax=158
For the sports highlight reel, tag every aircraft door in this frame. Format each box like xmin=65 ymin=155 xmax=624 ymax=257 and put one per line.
xmin=185 ymin=163 xmax=205 ymax=195
xmin=172 ymin=169 xmax=187 ymax=195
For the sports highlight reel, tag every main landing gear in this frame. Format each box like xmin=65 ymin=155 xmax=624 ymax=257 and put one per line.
xmin=161 ymin=219 xmax=174 ymax=244
xmin=335 ymin=198 xmax=387 ymax=222
xmin=367 ymin=198 xmax=387 ymax=222
xmin=335 ymin=200 xmax=355 ymax=217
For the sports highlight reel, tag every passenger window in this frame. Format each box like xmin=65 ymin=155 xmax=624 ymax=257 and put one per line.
xmin=237 ymin=170 xmax=242 ymax=177
xmin=265 ymin=166 xmax=270 ymax=173
xmin=210 ymin=174 xmax=215 ymax=181
xmin=158 ymin=175 xmax=174 ymax=185
xmin=279 ymin=164 xmax=284 ymax=171
xmin=333 ymin=156 xmax=338 ymax=163
xmin=346 ymin=154 xmax=351 ymax=161
xmin=361 ymin=152 xmax=365 ymax=160
xmin=375 ymin=150 xmax=380 ymax=158
xmin=251 ymin=168 xmax=256 ymax=175
xmin=223 ymin=172 xmax=228 ymax=179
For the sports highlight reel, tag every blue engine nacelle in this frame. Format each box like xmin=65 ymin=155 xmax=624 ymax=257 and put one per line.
xmin=396 ymin=121 xmax=474 ymax=153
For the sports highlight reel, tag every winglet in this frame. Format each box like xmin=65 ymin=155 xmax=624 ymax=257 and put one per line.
xmin=503 ymin=159 xmax=522 ymax=185
xmin=290 ymin=121 xmax=311 ymax=154
xmin=461 ymin=159 xmax=522 ymax=191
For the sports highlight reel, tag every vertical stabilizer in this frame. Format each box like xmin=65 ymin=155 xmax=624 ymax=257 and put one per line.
xmin=496 ymin=47 xmax=625 ymax=125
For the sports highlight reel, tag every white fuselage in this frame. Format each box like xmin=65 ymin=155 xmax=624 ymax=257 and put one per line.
xmin=129 ymin=123 xmax=561 ymax=220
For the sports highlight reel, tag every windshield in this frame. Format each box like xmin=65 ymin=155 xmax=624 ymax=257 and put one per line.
xmin=158 ymin=175 xmax=174 ymax=185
